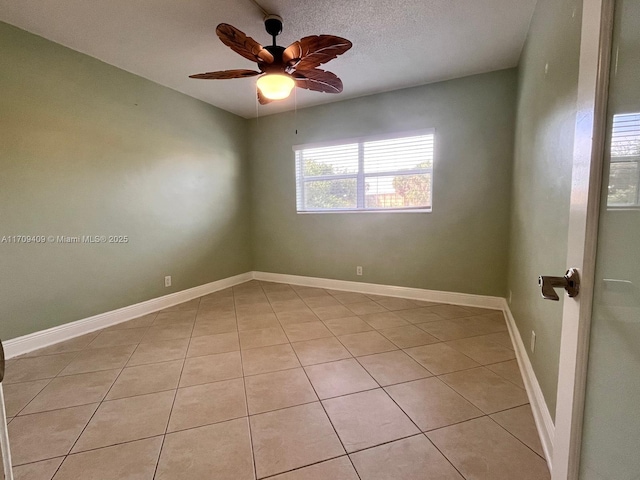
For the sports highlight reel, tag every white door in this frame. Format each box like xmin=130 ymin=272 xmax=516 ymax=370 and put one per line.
xmin=551 ymin=0 xmax=640 ymax=478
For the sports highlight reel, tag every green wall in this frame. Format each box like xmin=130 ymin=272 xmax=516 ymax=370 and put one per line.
xmin=0 ymin=22 xmax=252 ymax=340
xmin=507 ymin=0 xmax=583 ymax=418
xmin=249 ymin=70 xmax=517 ymax=297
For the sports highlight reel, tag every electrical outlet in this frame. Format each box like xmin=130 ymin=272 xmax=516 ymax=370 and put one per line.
xmin=165 ymin=276 xmax=172 ymax=287
xmin=356 ymin=266 xmax=363 ymax=276
xmin=530 ymin=331 xmax=536 ymax=353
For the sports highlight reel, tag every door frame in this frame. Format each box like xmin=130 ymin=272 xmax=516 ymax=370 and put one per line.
xmin=552 ymin=0 xmax=615 ymax=478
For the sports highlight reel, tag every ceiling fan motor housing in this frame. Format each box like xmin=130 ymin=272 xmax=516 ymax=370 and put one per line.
xmin=261 ymin=46 xmax=286 ymax=72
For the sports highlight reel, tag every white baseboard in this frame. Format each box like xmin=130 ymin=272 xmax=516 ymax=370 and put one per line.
xmin=252 ymin=271 xmax=505 ymax=310
xmin=502 ymin=299 xmax=555 ymax=471
xmin=3 ymin=272 xmax=253 ymax=359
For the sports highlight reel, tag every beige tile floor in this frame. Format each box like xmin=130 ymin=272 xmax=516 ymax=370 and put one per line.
xmin=2 ymin=281 xmax=550 ymax=479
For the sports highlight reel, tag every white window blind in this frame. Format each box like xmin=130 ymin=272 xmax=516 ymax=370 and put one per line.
xmin=608 ymin=113 xmax=640 ymax=207
xmin=294 ymin=131 xmax=434 ymax=213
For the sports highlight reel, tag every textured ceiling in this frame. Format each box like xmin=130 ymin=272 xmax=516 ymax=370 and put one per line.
xmin=0 ymin=0 xmax=536 ymax=118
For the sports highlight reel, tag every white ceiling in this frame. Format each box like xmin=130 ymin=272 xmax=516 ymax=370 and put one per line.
xmin=0 ymin=0 xmax=536 ymax=118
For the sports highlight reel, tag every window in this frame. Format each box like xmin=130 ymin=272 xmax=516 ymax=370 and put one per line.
xmin=294 ymin=131 xmax=434 ymax=213
xmin=607 ymin=113 xmax=640 ymax=208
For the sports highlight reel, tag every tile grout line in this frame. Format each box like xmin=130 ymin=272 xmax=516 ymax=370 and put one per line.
xmin=102 ymin=361 xmax=154 ymax=401
xmin=59 ymin=434 xmax=167 ymax=460
xmin=163 ymin=358 xmax=187 ymax=435
xmin=151 ymin=434 xmax=166 ymax=480
xmin=190 ymin=289 xmax=520 ymax=470
xmin=8 ymin=303 xmax=496 ymax=362
xmin=10 ymin=453 xmax=64 ymax=469
xmin=48 ymin=388 xmax=529 ymax=441
xmin=341 ymin=325 xmax=470 ymax=479
xmin=291 ymin=346 xmax=363 ymax=480
xmin=208 ymin=289 xmax=506 ymax=473
xmin=64 ymin=345 xmax=138 ymax=454
xmin=343 ymin=352 xmax=466 ymax=478
xmin=258 ymin=453 xmax=355 ymax=480
xmin=427 ymin=413 xmax=549 ymax=466
xmin=436 ymin=368 xmax=528 ymax=415
xmin=341 ymin=319 xmax=497 ymax=480
xmin=246 ymin=398 xmax=319 ymax=419
xmin=486 ymin=412 xmax=549 ymax=461
xmin=235 ymin=286 xmax=259 ymax=480
xmin=10 ymin=376 xmax=55 ymax=418
xmin=31 ymin=458 xmax=60 ymax=480
xmin=165 ymin=413 xmax=250 ymax=437
xmin=54 ymin=344 xmax=138 ymax=378
xmin=433 ymin=364 xmax=524 ymax=387
xmin=422 ymin=431 xmax=470 ymax=480
xmin=153 ymin=295 xmax=211 ymax=478
xmin=6 ymin=294 xmax=201 ymax=472
xmin=109 ymin=355 xmax=515 ymax=430
xmin=10 ymin=434 xmax=168 ymax=473
xmin=260 ymin=281 xmax=363 ymax=480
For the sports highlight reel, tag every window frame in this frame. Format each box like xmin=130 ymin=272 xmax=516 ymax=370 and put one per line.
xmin=607 ymin=155 xmax=640 ymax=209
xmin=293 ymin=129 xmax=435 ymax=214
xmin=607 ymin=112 xmax=640 ymax=210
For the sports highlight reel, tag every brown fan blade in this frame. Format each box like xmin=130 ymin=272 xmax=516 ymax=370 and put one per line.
xmin=189 ymin=69 xmax=261 ymax=80
xmin=294 ymin=69 xmax=343 ymax=94
xmin=257 ymin=90 xmax=273 ymax=105
xmin=216 ymin=23 xmax=274 ymax=64
xmin=283 ymin=35 xmax=352 ymax=70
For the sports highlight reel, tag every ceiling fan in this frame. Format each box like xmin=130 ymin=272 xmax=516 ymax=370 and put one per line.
xmin=189 ymin=15 xmax=352 ymax=104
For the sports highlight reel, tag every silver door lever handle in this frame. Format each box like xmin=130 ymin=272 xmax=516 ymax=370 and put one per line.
xmin=538 ymin=268 xmax=580 ymax=301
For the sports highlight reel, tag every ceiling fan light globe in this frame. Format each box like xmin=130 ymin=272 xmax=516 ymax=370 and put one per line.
xmin=257 ymin=74 xmax=295 ymax=100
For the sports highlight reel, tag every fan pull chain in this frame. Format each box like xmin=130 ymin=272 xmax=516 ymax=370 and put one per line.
xmin=294 ymin=87 xmax=298 ymax=135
